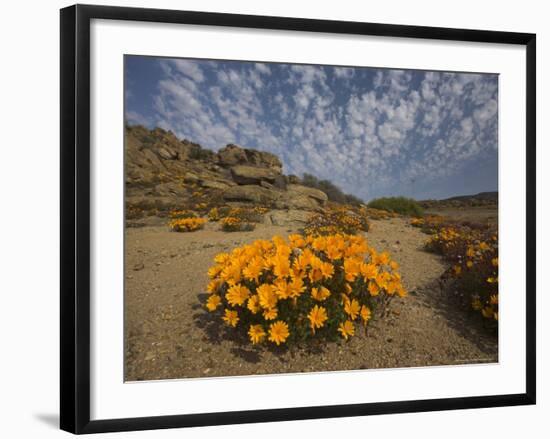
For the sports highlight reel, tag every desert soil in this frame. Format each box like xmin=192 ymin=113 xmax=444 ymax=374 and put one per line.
xmin=124 ymin=217 xmax=498 ymax=381
xmin=425 ymin=206 xmax=498 ymax=224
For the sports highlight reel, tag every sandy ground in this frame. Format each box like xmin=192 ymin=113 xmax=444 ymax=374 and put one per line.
xmin=124 ymin=217 xmax=497 ymax=381
xmin=425 ymin=206 xmax=498 ymax=224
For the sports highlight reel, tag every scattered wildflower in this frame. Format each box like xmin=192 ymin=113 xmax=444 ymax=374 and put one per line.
xmin=338 ymin=320 xmax=355 ymax=340
xmin=308 ymin=305 xmax=328 ymax=333
xmin=169 ymin=217 xmax=207 ymax=232
xmin=263 ymin=308 xmax=278 ymax=320
xmin=248 ymin=325 xmax=266 ymax=344
xmin=225 ymin=284 xmax=250 ymax=307
xmin=360 ymin=305 xmax=371 ymax=325
xmin=223 ymin=309 xmax=239 ymax=327
xmin=311 ymin=286 xmax=331 ymax=301
xmin=247 ymin=295 xmax=261 ymax=314
xmin=368 ymin=282 xmax=380 ymax=296
xmin=268 ymin=321 xmax=290 ymax=345
xmin=206 ymin=295 xmax=221 ymax=311
xmin=344 ymin=297 xmax=361 ymax=321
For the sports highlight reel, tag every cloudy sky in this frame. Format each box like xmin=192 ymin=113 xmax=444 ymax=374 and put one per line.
xmin=125 ymin=56 xmax=498 ymax=201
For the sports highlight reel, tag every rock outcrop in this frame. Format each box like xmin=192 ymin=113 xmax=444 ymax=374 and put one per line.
xmin=222 ymin=185 xmax=281 ymax=205
xmin=230 ymin=165 xmax=279 ymax=185
xmin=217 ymin=144 xmax=282 ymax=172
xmin=125 ymin=125 xmax=327 ymax=216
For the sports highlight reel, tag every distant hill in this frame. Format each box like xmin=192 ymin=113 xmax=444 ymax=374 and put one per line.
xmin=419 ymin=191 xmax=498 ymax=209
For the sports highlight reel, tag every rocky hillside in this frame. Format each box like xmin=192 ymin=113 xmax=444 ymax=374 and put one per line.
xmin=125 ymin=125 xmax=329 ymax=222
xmin=419 ymin=191 xmax=498 ymax=209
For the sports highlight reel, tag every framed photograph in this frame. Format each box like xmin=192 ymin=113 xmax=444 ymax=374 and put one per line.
xmin=60 ymin=4 xmax=536 ymax=434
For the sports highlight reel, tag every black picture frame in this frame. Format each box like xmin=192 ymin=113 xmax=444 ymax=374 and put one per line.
xmin=60 ymin=4 xmax=536 ymax=434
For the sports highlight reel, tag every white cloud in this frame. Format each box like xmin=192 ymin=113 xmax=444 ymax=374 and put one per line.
xmin=255 ymin=63 xmax=271 ymax=75
xmin=473 ymin=99 xmax=498 ymax=125
xmin=171 ymin=59 xmax=205 ymax=82
xmin=131 ymin=58 xmax=498 ymax=201
xmin=334 ymin=67 xmax=354 ymax=79
xmin=125 ymin=110 xmax=149 ymax=126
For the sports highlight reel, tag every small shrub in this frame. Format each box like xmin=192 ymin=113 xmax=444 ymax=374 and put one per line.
xmin=169 ymin=209 xmax=197 ymax=219
xmin=204 ymin=233 xmax=406 ymax=346
xmin=425 ymin=223 xmax=498 ymax=324
xmin=304 ymin=206 xmax=370 ymax=236
xmin=410 ymin=215 xmax=447 ymax=233
xmin=169 ymin=217 xmax=206 ymax=232
xmin=188 ymin=144 xmax=216 ymax=161
xmin=220 ymin=216 xmax=256 ymax=232
xmin=209 ymin=206 xmax=269 ymax=225
xmin=228 ymin=207 xmax=265 ymax=223
xmin=368 ymin=197 xmax=424 ymax=217
xmin=208 ymin=206 xmax=233 ymax=221
xmin=365 ymin=207 xmax=398 ymax=220
xmin=208 ymin=207 xmax=221 ymax=222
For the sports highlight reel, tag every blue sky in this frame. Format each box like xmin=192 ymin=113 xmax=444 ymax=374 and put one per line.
xmin=125 ymin=56 xmax=498 ymax=201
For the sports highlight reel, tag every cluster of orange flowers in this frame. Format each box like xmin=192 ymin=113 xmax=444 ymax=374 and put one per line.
xmin=209 ymin=205 xmax=268 ymax=221
xmin=205 ymin=233 xmax=406 ymax=345
xmin=169 ymin=209 xmax=197 ymax=219
xmin=425 ymin=227 xmax=462 ymax=254
xmin=425 ymin=223 xmax=498 ymax=322
xmin=455 ymin=239 xmax=499 ymax=321
xmin=409 ymin=215 xmax=446 ymax=233
xmin=169 ymin=217 xmax=207 ymax=232
xmin=304 ymin=206 xmax=370 ymax=236
xmin=220 ymin=216 xmax=255 ymax=232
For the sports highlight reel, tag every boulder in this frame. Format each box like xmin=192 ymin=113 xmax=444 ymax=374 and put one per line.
xmin=286 ymin=184 xmax=328 ymax=203
xmin=153 ymin=182 xmax=187 ymax=197
xmin=266 ymin=185 xmax=328 ymax=211
xmin=200 ymin=179 xmax=234 ymax=190
xmin=244 ymin=149 xmax=283 ymax=172
xmin=260 ymin=181 xmax=275 ymax=190
xmin=157 ymin=145 xmax=178 ymax=160
xmin=182 ymin=172 xmax=200 ymax=183
xmin=141 ymin=148 xmax=165 ymax=170
xmin=273 ymin=175 xmax=288 ymax=190
xmin=268 ymin=209 xmax=312 ymax=227
xmin=126 ymin=195 xmax=175 ymax=211
xmin=217 ymin=143 xmax=283 ymax=172
xmin=217 ymin=144 xmax=248 ymax=167
xmin=230 ymin=165 xmax=280 ymax=185
xmin=223 ymin=185 xmax=281 ymax=205
xmin=125 ymin=168 xmax=156 ymax=186
xmin=276 ymin=194 xmax=321 ymax=211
